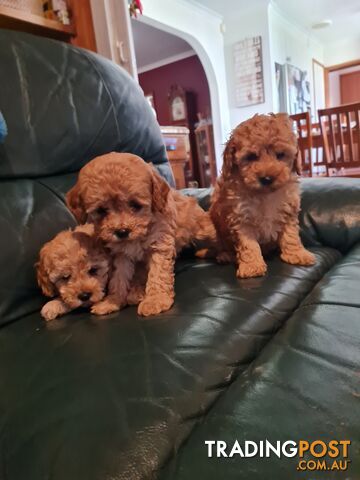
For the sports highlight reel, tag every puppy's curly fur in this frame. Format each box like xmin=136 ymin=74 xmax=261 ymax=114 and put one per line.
xmin=210 ymin=113 xmax=315 ymax=278
xmin=66 ymin=152 xmax=215 ymax=316
xmin=36 ymin=224 xmax=110 ymax=321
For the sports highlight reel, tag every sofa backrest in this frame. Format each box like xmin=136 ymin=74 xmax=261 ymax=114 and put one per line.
xmin=0 ymin=29 xmax=172 ymax=180
xmin=0 ymin=29 xmax=173 ymax=325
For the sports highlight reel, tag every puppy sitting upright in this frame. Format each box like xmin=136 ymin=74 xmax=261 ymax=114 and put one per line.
xmin=66 ymin=152 xmax=215 ymax=317
xmin=36 ymin=224 xmax=111 ymax=320
xmin=210 ymin=113 xmax=315 ymax=278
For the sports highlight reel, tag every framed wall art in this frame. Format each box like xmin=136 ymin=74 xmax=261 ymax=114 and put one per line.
xmin=233 ymin=36 xmax=265 ymax=108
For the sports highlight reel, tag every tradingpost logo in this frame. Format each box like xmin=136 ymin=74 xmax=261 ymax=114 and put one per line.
xmin=205 ymin=439 xmax=351 ymax=472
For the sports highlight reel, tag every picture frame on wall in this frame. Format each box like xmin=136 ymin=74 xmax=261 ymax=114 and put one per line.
xmin=274 ymin=62 xmax=312 ymax=116
xmin=285 ymin=64 xmax=311 ymax=114
xmin=233 ymin=36 xmax=265 ymax=108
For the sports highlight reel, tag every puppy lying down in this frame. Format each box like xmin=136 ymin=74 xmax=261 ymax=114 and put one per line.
xmin=66 ymin=152 xmax=216 ymax=317
xmin=36 ymin=224 xmax=111 ymax=321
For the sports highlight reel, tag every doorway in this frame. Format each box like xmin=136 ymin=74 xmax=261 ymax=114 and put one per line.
xmin=90 ymin=0 xmax=230 ymax=179
xmin=326 ymin=61 xmax=360 ymax=107
xmin=132 ymin=18 xmax=216 ymax=188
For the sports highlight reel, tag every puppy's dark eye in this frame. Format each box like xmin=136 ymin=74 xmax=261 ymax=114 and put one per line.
xmin=95 ymin=206 xmax=107 ymax=217
xmin=61 ymin=274 xmax=71 ymax=282
xmin=129 ymin=200 xmax=142 ymax=212
xmin=244 ymin=153 xmax=258 ymax=162
xmin=88 ymin=266 xmax=98 ymax=276
xmin=276 ymin=152 xmax=286 ymax=160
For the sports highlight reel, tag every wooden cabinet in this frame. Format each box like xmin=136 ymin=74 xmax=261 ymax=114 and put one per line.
xmin=195 ymin=123 xmax=217 ymax=186
xmin=0 ymin=0 xmax=96 ymax=51
xmin=160 ymin=126 xmax=190 ymax=189
xmin=68 ymin=0 xmax=96 ymax=51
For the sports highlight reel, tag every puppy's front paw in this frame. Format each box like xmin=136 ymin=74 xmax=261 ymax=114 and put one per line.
xmin=237 ymin=261 xmax=267 ymax=278
xmin=91 ymin=299 xmax=121 ymax=316
xmin=41 ymin=300 xmax=66 ymax=321
xmin=137 ymin=294 xmax=174 ymax=317
xmin=281 ymin=249 xmax=316 ymax=266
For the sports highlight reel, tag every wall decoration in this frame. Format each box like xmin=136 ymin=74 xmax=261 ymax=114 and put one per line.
xmin=286 ymin=64 xmax=311 ymax=114
xmin=233 ymin=36 xmax=265 ymax=108
xmin=168 ymin=85 xmax=188 ymax=123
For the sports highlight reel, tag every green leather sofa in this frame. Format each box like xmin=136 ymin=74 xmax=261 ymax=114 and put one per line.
xmin=0 ymin=30 xmax=359 ymax=480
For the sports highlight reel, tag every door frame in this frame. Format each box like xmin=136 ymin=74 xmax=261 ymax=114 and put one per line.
xmin=324 ymin=59 xmax=360 ymax=107
xmin=90 ymin=0 xmax=138 ymax=79
xmin=89 ymin=0 xmax=230 ymax=173
xmin=312 ymin=58 xmax=326 ymax=119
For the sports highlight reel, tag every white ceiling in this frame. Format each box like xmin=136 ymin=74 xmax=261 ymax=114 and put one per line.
xmin=272 ymin=0 xmax=360 ymax=43
xmin=131 ymin=1 xmax=360 ymax=69
xmin=188 ymin=0 xmax=267 ymax=15
xmin=131 ymin=19 xmax=194 ymax=70
xmin=190 ymin=0 xmax=360 ymax=44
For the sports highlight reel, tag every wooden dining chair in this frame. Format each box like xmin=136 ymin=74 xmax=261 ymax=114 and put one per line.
xmin=290 ymin=111 xmax=313 ymax=177
xmin=318 ymin=102 xmax=360 ymax=177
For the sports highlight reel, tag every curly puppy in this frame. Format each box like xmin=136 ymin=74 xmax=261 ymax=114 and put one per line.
xmin=66 ymin=152 xmax=215 ymax=317
xmin=210 ymin=113 xmax=315 ymax=279
xmin=36 ymin=224 xmax=110 ymax=321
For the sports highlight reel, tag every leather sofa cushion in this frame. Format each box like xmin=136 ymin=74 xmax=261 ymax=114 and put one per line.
xmin=303 ymin=243 xmax=360 ymax=308
xmin=0 ymin=179 xmax=76 ymax=325
xmin=0 ymin=29 xmax=172 ymax=184
xmin=0 ymin=249 xmax=340 ymax=479
xmin=159 ymin=246 xmax=360 ymax=479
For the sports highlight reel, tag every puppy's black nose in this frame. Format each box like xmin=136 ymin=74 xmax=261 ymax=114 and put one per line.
xmin=259 ymin=176 xmax=274 ymax=186
xmin=78 ymin=292 xmax=91 ymax=302
xmin=114 ymin=228 xmax=130 ymax=239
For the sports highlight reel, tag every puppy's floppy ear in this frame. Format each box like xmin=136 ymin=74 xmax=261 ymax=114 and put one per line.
xmin=36 ymin=250 xmax=55 ymax=298
xmin=222 ymin=137 xmax=237 ymax=177
xmin=151 ymin=167 xmax=170 ymax=213
xmin=66 ymin=183 xmax=87 ymax=223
